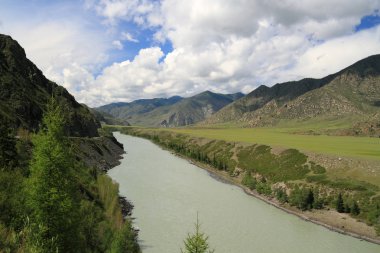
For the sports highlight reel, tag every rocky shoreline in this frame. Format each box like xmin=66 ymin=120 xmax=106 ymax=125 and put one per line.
xmin=119 ymin=196 xmax=134 ymax=219
xmin=73 ymin=134 xmax=138 ymax=235
xmin=71 ymin=135 xmax=125 ymax=171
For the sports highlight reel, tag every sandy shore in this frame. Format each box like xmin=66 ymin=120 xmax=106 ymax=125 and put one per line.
xmin=170 ymin=150 xmax=380 ymax=245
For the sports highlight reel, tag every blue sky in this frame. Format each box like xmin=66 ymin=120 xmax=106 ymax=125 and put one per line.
xmin=1 ymin=0 xmax=380 ymax=106
xmin=356 ymin=10 xmax=380 ymax=31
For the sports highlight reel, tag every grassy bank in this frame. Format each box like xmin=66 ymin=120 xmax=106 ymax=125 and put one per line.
xmin=107 ymin=126 xmax=380 ymax=243
xmin=164 ymin=127 xmax=380 ymax=160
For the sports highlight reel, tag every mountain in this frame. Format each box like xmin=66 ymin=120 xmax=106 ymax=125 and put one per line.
xmin=155 ymin=91 xmax=244 ymax=127
xmin=96 ymin=91 xmax=244 ymax=127
xmin=97 ymin=96 xmax=183 ymax=121
xmin=203 ymin=55 xmax=380 ymax=135
xmin=0 ymin=34 xmax=100 ymax=137
xmin=89 ymin=107 xmax=131 ymax=126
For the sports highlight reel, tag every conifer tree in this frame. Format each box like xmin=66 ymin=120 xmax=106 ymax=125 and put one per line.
xmin=181 ymin=214 xmax=215 ymax=253
xmin=306 ymin=189 xmax=314 ymax=210
xmin=336 ymin=193 xmax=345 ymax=213
xmin=27 ymin=99 xmax=80 ymax=252
xmin=351 ymin=201 xmax=360 ymax=215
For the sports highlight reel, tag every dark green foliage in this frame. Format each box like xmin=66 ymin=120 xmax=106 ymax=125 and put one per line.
xmin=181 ymin=215 xmax=215 ymax=253
xmin=313 ymin=198 xmax=324 ymax=209
xmin=306 ymin=189 xmax=314 ymax=209
xmin=0 ymin=170 xmax=25 ymax=229
xmin=256 ymin=182 xmax=272 ymax=196
xmin=0 ymin=116 xmax=18 ymax=169
xmin=336 ymin=193 xmax=345 ymax=213
xmin=242 ymin=173 xmax=257 ymax=190
xmin=275 ymin=188 xmax=288 ymax=203
xmin=110 ymin=220 xmax=140 ymax=253
xmin=351 ymin=202 xmax=360 ymax=215
xmin=289 ymin=186 xmax=315 ymax=211
xmin=344 ymin=203 xmax=351 ymax=213
xmin=27 ymin=100 xmax=81 ymax=252
xmin=309 ymin=162 xmax=326 ymax=174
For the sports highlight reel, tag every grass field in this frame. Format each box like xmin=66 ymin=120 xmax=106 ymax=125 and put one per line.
xmin=162 ymin=127 xmax=380 ymax=160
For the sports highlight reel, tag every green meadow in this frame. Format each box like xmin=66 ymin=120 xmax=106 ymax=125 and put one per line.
xmin=163 ymin=127 xmax=380 ymax=160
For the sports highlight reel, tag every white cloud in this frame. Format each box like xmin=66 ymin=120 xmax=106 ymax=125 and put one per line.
xmin=121 ymin=31 xmax=139 ymax=42
xmin=286 ymin=26 xmax=380 ymax=80
xmin=112 ymin=40 xmax=124 ymax=49
xmin=79 ymin=0 xmax=380 ymax=106
xmin=2 ymin=0 xmax=380 ymax=107
xmin=87 ymin=0 xmax=162 ymax=27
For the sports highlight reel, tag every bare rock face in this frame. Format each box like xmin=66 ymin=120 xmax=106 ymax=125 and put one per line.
xmin=0 ymin=34 xmax=100 ymax=137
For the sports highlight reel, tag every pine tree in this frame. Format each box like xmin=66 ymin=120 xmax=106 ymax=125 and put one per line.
xmin=27 ymin=99 xmax=80 ymax=252
xmin=181 ymin=214 xmax=215 ymax=253
xmin=306 ymin=189 xmax=314 ymax=210
xmin=351 ymin=201 xmax=360 ymax=215
xmin=336 ymin=193 xmax=345 ymax=213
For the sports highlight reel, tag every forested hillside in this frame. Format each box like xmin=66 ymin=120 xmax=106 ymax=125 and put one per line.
xmin=0 ymin=34 xmax=140 ymax=252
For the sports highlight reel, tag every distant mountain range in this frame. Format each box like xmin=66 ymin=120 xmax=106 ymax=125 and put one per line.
xmin=96 ymin=54 xmax=380 ymax=135
xmin=0 ymin=34 xmax=100 ymax=137
xmin=203 ymin=54 xmax=380 ymax=136
xmin=96 ymin=91 xmax=244 ymax=127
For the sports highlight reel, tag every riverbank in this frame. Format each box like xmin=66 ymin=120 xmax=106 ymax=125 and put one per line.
xmin=109 ymin=132 xmax=380 ymax=253
xmin=107 ymin=127 xmax=380 ymax=246
xmin=72 ymin=134 xmax=140 ymax=248
xmin=173 ymin=150 xmax=380 ymax=245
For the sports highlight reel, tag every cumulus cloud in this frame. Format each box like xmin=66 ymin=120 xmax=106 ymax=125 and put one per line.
xmin=2 ymin=0 xmax=380 ymax=106
xmin=73 ymin=0 xmax=380 ymax=106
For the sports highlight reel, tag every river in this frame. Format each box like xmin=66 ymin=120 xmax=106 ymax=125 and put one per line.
xmin=108 ymin=132 xmax=380 ymax=253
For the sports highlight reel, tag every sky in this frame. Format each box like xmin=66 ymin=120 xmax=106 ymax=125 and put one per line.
xmin=0 ymin=0 xmax=380 ymax=107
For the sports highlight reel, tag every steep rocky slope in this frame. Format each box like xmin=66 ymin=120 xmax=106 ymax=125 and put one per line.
xmin=0 ymin=34 xmax=100 ymax=137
